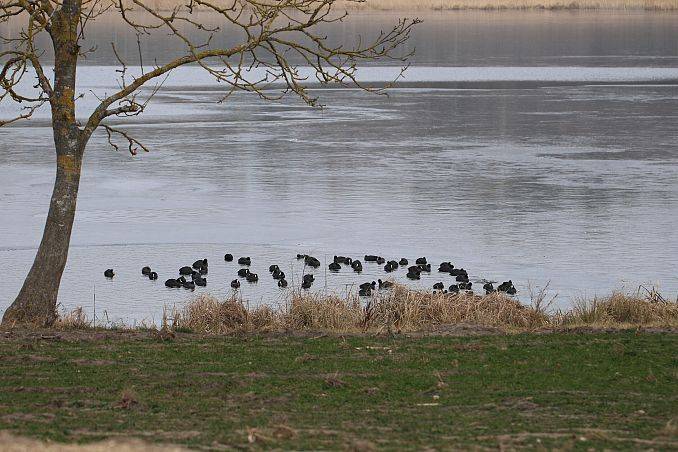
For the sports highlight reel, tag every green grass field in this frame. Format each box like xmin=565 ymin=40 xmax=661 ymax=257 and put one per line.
xmin=0 ymin=331 xmax=676 ymax=449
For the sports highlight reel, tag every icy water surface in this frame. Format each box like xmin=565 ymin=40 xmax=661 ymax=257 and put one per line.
xmin=1 ymin=11 xmax=678 ymax=323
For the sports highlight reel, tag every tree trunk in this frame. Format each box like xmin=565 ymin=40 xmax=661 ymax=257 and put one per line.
xmin=2 ymin=0 xmax=82 ymax=327
xmin=2 ymin=150 xmax=82 ymax=327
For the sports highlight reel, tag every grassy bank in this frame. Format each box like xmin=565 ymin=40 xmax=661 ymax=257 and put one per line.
xmin=136 ymin=0 xmax=678 ymax=11
xmin=0 ymin=331 xmax=676 ymax=449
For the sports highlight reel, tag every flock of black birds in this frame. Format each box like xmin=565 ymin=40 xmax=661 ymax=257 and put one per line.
xmin=103 ymin=253 xmax=518 ymax=297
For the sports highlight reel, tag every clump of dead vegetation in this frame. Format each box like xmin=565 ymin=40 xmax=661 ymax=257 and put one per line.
xmin=555 ymin=289 xmax=678 ymax=327
xmin=167 ymin=284 xmax=677 ymax=334
xmin=54 ymin=307 xmax=90 ymax=330
xmin=167 ymin=285 xmax=550 ymax=334
xmin=53 ymin=284 xmax=677 ymax=334
xmin=173 ymin=295 xmax=282 ymax=334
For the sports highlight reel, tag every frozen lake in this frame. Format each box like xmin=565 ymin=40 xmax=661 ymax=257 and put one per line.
xmin=1 ymin=11 xmax=677 ymax=324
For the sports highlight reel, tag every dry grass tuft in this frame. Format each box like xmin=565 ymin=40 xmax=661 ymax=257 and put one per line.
xmin=174 ymin=284 xmax=551 ymax=334
xmin=558 ymin=292 xmax=678 ymax=327
xmin=54 ymin=307 xmax=90 ymax=330
xmin=287 ymin=292 xmax=364 ymax=331
xmin=174 ymin=294 xmax=282 ymax=334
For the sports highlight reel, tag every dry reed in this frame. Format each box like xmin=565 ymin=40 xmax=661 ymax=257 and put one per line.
xmin=168 ymin=285 xmax=677 ymax=334
xmin=556 ymin=291 xmax=678 ymax=327
xmin=173 ymin=294 xmax=282 ymax=334
xmin=53 ymin=285 xmax=678 ymax=334
xmin=54 ymin=306 xmax=90 ymax=329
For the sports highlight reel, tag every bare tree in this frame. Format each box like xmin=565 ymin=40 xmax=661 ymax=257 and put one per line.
xmin=0 ymin=0 xmax=418 ymax=326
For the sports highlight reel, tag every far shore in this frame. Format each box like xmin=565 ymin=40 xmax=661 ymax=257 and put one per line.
xmin=134 ymin=0 xmax=678 ymax=11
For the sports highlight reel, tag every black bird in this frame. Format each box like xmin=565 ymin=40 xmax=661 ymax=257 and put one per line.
xmin=406 ymin=271 xmax=420 ymax=280
xmin=230 ymin=279 xmax=240 ymax=289
xmin=104 ymin=269 xmax=115 ymax=278
xmin=360 ymin=281 xmax=376 ymax=291
xmin=456 ymin=274 xmax=469 ymax=283
xmin=194 ymin=276 xmax=207 ymax=287
xmin=359 ymin=287 xmax=372 ymax=297
xmin=272 ymin=270 xmax=285 ymax=280
xmin=301 ymin=279 xmax=313 ymax=289
xmin=438 ymin=262 xmax=454 ymax=273
xmin=376 ymin=256 xmax=386 ymax=265
xmin=303 ymin=274 xmax=315 ymax=283
xmin=238 ymin=256 xmax=251 ymax=266
xmin=334 ymin=256 xmax=352 ymax=265
xmin=364 ymin=255 xmax=379 ymax=262
xmin=415 ymin=257 xmax=427 ymax=265
xmin=483 ymin=282 xmax=495 ymax=294
xmin=246 ymin=273 xmax=259 ymax=283
xmin=407 ymin=266 xmax=422 ymax=280
xmin=224 ymin=253 xmax=234 ymax=262
xmin=458 ymin=281 xmax=472 ymax=290
xmin=378 ymin=279 xmax=393 ymax=289
xmin=351 ymin=260 xmax=363 ymax=272
xmin=237 ymin=268 xmax=250 ymax=277
xmin=296 ymin=254 xmax=307 ymax=260
xmin=278 ymin=278 xmax=288 ymax=288
xmin=450 ymin=268 xmax=468 ymax=277
xmin=193 ymin=259 xmax=207 ymax=270
xmin=179 ymin=266 xmax=193 ymax=276
xmin=329 ymin=262 xmax=341 ymax=271
xmin=149 ymin=272 xmax=158 ymax=281
xmin=177 ymin=276 xmax=187 ymax=284
xmin=399 ymin=258 xmax=408 ymax=266
xmin=183 ymin=281 xmax=196 ymax=290
xmin=304 ymin=256 xmax=321 ymax=268
xmin=448 ymin=284 xmax=459 ymax=293
xmin=141 ymin=266 xmax=151 ymax=276
xmin=384 ymin=262 xmax=396 ymax=273
xmin=433 ymin=282 xmax=444 ymax=290
xmin=165 ymin=278 xmax=181 ymax=288
xmin=497 ymin=280 xmax=517 ymax=295
xmin=269 ymin=264 xmax=280 ymax=273
xmin=199 ymin=266 xmax=208 ymax=275
xmin=418 ymin=263 xmax=431 ymax=272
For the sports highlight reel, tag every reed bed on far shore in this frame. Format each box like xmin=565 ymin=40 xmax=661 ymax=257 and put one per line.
xmin=131 ymin=0 xmax=678 ymax=11
xmin=154 ymin=284 xmax=678 ymax=335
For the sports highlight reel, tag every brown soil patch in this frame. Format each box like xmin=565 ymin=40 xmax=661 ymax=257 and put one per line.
xmin=0 ymin=431 xmax=189 ymax=451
